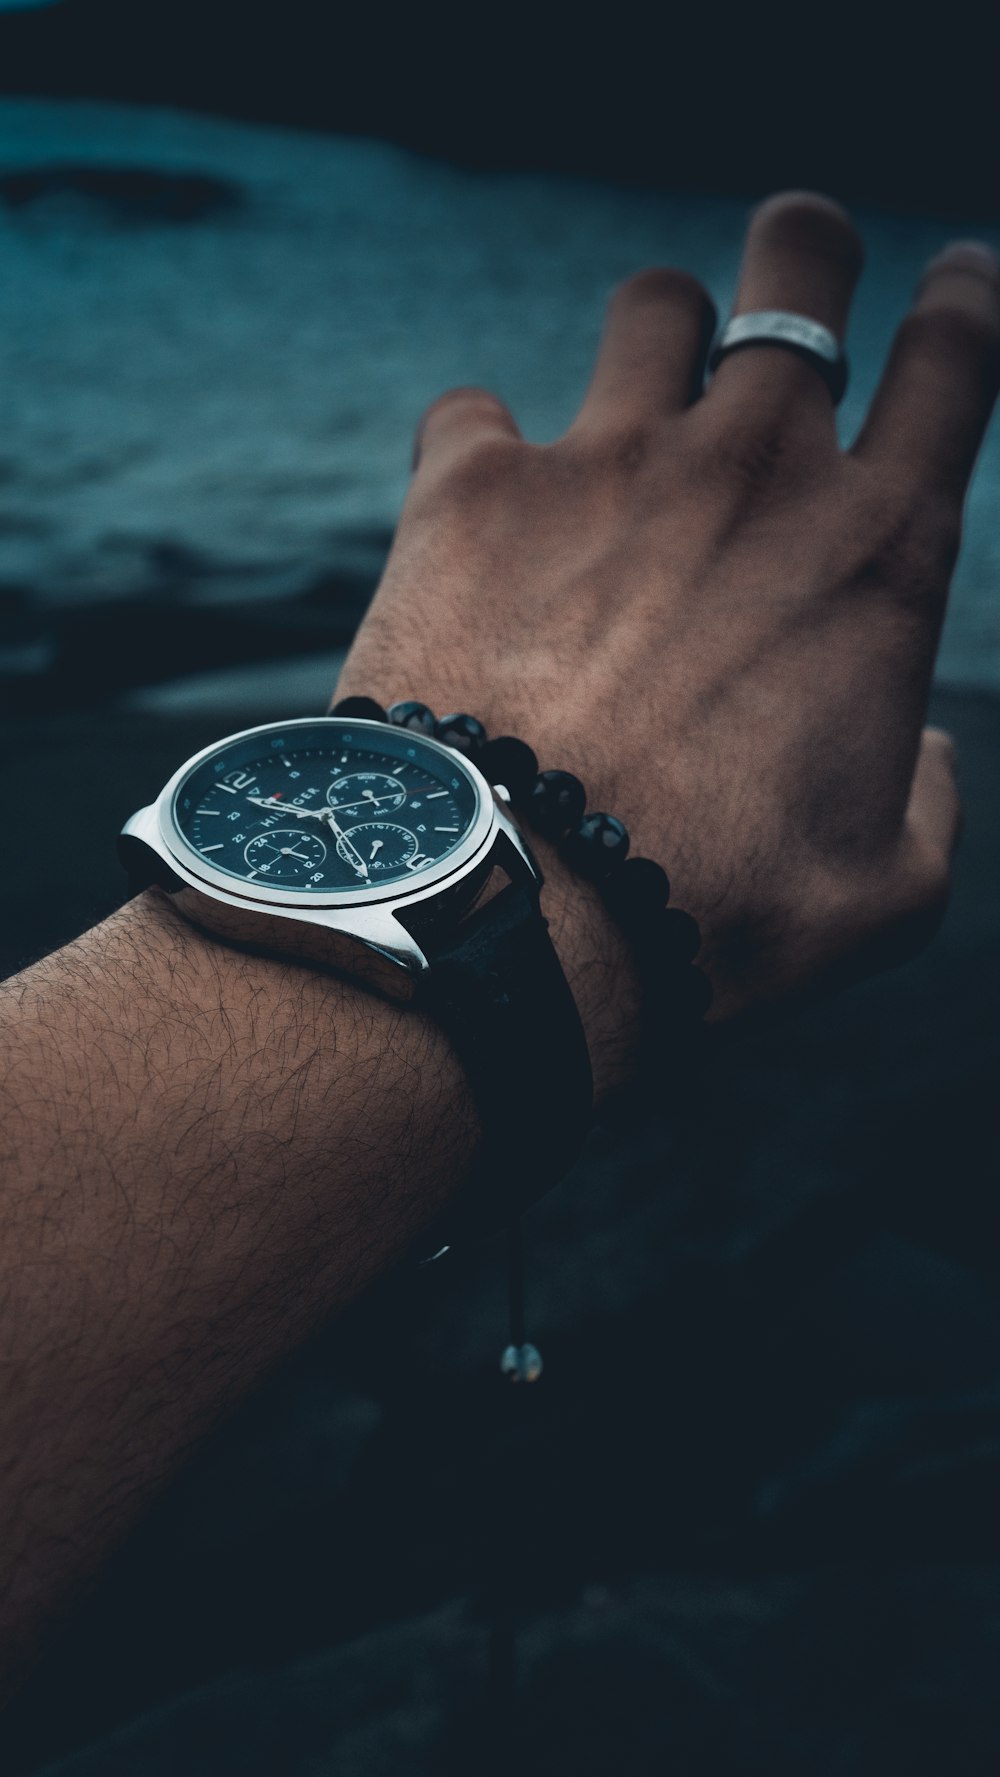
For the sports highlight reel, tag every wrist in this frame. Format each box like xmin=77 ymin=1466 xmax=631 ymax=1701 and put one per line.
xmin=532 ymin=835 xmax=643 ymax=1103
xmin=118 ymin=890 xmax=480 ymax=1255
xmin=129 ymin=833 xmax=634 ymax=1214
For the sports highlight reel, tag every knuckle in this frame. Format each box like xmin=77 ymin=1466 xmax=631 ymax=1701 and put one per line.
xmin=696 ymin=411 xmax=802 ymax=502
xmin=851 ymin=532 xmax=928 ymax=605
xmin=748 ymin=191 xmax=865 ymax=275
xmin=426 ymin=433 xmax=525 ymax=506
xmin=594 ymin=416 xmax=659 ymax=476
xmin=848 ymin=486 xmax=961 ymax=604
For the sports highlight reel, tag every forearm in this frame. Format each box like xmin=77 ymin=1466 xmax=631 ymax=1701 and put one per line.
xmin=0 ymin=890 xmax=479 ymax=1684
xmin=0 ymin=862 xmax=633 ymax=1686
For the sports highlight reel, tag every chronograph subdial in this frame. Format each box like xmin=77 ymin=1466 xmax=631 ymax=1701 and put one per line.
xmin=327 ymin=772 xmax=406 ymax=820
xmin=340 ymin=821 xmax=425 ymax=875
xmin=242 ymin=828 xmax=328 ymax=881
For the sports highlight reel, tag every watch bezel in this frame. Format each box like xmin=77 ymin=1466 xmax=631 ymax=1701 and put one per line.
xmin=157 ymin=717 xmax=495 ymax=911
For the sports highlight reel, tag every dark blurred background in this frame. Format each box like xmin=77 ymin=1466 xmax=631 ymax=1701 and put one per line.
xmin=4 ymin=0 xmax=998 ymax=217
xmin=2 ymin=4 xmax=1000 ymax=1773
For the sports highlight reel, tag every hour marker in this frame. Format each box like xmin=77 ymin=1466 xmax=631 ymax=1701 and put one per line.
xmin=217 ymin=782 xmax=238 ymax=794
xmin=434 ymin=826 xmax=459 ymax=833
xmin=201 ymin=843 xmax=223 ymax=852
xmin=426 ymin=790 xmax=447 ymax=799
xmin=195 ymin=808 xmax=220 ymax=815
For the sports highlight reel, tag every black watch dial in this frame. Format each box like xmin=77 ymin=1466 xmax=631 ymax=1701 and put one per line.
xmin=171 ymin=720 xmax=480 ymax=894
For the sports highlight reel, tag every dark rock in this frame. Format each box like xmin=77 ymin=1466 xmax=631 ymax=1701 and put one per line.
xmin=0 ymin=164 xmax=241 ymax=226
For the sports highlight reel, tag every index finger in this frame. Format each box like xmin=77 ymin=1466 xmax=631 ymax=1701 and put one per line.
xmin=852 ymin=242 xmax=1000 ymax=499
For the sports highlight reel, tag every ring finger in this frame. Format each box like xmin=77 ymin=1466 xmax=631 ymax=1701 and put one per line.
xmin=706 ymin=191 xmax=864 ymax=431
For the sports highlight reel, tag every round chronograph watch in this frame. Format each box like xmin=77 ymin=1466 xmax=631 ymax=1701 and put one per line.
xmin=119 ymin=715 xmax=593 ymax=1239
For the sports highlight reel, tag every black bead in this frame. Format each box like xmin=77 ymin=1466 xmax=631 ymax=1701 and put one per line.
xmin=660 ymin=907 xmax=702 ymax=964
xmin=331 ymin=695 xmax=386 ymax=722
xmin=603 ymin=855 xmax=671 ymax=924
xmin=387 ymin=700 xmax=436 ymax=735
xmin=561 ymin=812 xmax=630 ymax=880
xmin=436 ymin=712 xmax=488 ymax=757
xmin=527 ymin=769 xmax=587 ymax=838
xmin=478 ymin=736 xmax=539 ymax=802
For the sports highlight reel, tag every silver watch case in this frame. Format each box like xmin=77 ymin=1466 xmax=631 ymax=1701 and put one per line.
xmin=119 ymin=717 xmax=540 ymax=1002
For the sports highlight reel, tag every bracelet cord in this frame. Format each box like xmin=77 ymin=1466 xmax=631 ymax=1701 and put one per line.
xmin=332 ymin=692 xmax=712 ymax=1738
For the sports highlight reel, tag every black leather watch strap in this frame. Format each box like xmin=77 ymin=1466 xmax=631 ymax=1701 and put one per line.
xmin=414 ymin=876 xmax=593 ymax=1241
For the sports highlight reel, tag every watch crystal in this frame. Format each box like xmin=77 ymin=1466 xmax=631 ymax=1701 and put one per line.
xmin=172 ymin=721 xmax=479 ymax=895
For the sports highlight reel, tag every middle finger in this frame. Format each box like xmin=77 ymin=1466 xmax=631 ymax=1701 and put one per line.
xmin=706 ymin=192 xmax=864 ymax=433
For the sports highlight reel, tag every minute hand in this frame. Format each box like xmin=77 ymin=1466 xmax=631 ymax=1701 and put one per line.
xmin=316 ymin=808 xmax=369 ymax=879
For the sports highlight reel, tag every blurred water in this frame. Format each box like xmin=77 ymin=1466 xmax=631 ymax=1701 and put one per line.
xmin=2 ymin=99 xmax=998 ymax=695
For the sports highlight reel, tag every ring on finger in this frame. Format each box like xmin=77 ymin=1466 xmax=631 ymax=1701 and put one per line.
xmin=708 ymin=309 xmax=849 ymax=404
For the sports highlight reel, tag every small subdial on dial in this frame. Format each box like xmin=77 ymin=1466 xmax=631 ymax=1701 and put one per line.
xmin=326 ymin=771 xmax=406 ymax=819
xmin=340 ymin=821 xmax=419 ymax=874
xmin=243 ymin=829 xmax=328 ymax=879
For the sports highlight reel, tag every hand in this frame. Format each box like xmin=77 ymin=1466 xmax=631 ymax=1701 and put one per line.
xmin=326 ymin=789 xmax=396 ymax=812
xmin=315 ymin=806 xmax=370 ymax=880
xmin=246 ymin=795 xmax=321 ymax=820
xmin=334 ymin=193 xmax=1000 ymax=1058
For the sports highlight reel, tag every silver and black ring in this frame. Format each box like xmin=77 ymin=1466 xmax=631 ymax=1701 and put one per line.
xmin=708 ymin=309 xmax=849 ymax=404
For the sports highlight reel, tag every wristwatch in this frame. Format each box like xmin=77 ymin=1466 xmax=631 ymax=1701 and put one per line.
xmin=119 ymin=715 xmax=594 ymax=1241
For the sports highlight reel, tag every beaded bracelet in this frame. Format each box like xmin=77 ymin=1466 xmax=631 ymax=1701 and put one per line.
xmin=334 ymin=693 xmax=711 ymax=1393
xmin=332 ymin=694 xmax=713 ymax=1035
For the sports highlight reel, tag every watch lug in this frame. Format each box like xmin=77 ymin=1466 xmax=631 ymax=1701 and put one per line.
xmin=309 ymin=902 xmax=430 ymax=978
xmin=120 ymin=804 xmax=160 ymax=849
xmin=492 ymin=801 xmax=542 ymax=885
xmin=118 ymin=805 xmax=182 ymax=893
